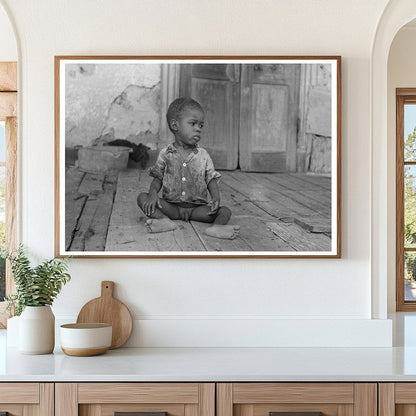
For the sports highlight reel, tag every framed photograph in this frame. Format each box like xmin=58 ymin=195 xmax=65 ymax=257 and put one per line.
xmin=55 ymin=56 xmax=341 ymax=258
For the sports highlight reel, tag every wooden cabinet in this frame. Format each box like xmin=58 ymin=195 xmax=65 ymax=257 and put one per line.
xmin=217 ymin=383 xmax=377 ymax=416
xmin=0 ymin=383 xmax=53 ymax=415
xmin=1 ymin=381 xmax=412 ymax=416
xmin=55 ymin=383 xmax=215 ymax=416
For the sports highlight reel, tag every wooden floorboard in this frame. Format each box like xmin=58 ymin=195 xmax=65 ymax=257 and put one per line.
xmin=105 ymin=169 xmax=207 ymax=252
xmin=65 ymin=167 xmax=332 ymax=253
xmin=68 ymin=171 xmax=118 ymax=251
xmin=257 ymin=173 xmax=332 ymax=213
xmin=293 ymin=172 xmax=332 ymax=190
xmin=224 ymin=171 xmax=325 ymax=219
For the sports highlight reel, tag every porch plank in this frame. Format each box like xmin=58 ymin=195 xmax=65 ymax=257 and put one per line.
xmin=69 ymin=172 xmax=117 ymax=251
xmin=65 ymin=168 xmax=86 ymax=250
xmin=223 ymin=171 xmax=317 ymax=219
xmin=65 ymin=167 xmax=332 ymax=253
xmin=267 ymin=221 xmax=331 ymax=251
xmin=106 ymin=169 xmax=206 ymax=252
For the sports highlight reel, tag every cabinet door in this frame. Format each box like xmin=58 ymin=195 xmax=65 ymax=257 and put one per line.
xmin=56 ymin=383 xmax=215 ymax=416
xmin=379 ymin=383 xmax=416 ymax=416
xmin=0 ymin=383 xmax=53 ymax=415
xmin=217 ymin=383 xmax=376 ymax=416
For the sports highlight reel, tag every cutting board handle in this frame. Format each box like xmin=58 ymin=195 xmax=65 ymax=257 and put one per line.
xmin=101 ymin=281 xmax=115 ymax=298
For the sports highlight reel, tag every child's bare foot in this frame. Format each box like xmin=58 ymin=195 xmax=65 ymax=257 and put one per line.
xmin=204 ymin=224 xmax=240 ymax=240
xmin=146 ymin=218 xmax=177 ymax=233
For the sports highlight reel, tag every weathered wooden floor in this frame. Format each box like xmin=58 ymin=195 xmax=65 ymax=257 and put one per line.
xmin=65 ymin=167 xmax=332 ymax=253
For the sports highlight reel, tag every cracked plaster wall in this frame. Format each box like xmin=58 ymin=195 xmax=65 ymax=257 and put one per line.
xmin=65 ymin=63 xmax=161 ymax=148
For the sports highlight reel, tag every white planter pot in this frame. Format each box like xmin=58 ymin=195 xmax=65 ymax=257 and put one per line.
xmin=19 ymin=306 xmax=55 ymax=354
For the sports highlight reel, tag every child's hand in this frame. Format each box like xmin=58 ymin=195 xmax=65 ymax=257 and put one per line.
xmin=208 ymin=200 xmax=220 ymax=215
xmin=143 ymin=192 xmax=162 ymax=217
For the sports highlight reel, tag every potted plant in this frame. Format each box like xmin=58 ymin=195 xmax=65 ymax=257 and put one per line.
xmin=4 ymin=245 xmax=71 ymax=354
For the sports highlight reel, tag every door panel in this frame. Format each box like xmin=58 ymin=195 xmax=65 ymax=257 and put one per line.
xmin=240 ymin=64 xmax=300 ymax=172
xmin=180 ymin=64 xmax=240 ymax=170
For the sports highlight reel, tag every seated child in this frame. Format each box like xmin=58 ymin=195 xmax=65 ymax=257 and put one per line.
xmin=137 ymin=97 xmax=239 ymax=240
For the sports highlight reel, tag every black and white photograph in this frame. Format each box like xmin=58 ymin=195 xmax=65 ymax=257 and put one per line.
xmin=55 ymin=57 xmax=341 ymax=258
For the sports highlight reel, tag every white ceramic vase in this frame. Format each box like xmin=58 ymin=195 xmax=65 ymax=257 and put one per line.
xmin=19 ymin=305 xmax=55 ymax=354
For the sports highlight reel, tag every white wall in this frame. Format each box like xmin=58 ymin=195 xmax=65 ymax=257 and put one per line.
xmin=0 ymin=2 xmax=16 ymax=61
xmin=387 ymin=26 xmax=416 ymax=312
xmin=0 ymin=0 xmax=394 ymax=347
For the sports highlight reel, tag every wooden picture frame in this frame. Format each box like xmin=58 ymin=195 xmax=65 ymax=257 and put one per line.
xmin=55 ymin=56 xmax=341 ymax=258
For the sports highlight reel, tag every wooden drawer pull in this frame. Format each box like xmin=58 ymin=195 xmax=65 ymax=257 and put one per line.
xmin=115 ymin=412 xmax=168 ymax=416
xmin=270 ymin=413 xmax=323 ymax=416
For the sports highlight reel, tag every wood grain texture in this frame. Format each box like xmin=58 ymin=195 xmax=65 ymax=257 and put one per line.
xmin=79 ymin=404 xmax=101 ymax=416
xmin=5 ymin=116 xmax=17 ymax=290
xmin=54 ymin=56 xmax=61 ymax=258
xmin=0 ymin=62 xmax=17 ymax=91
xmin=0 ymin=92 xmax=16 ymax=120
xmin=86 ymin=403 xmax=185 ymax=416
xmin=395 ymin=383 xmax=416 ymax=403
xmin=396 ymin=404 xmax=416 ymax=416
xmin=353 ymin=383 xmax=377 ymax=416
xmin=62 ymin=346 xmax=109 ymax=356
xmin=216 ymin=384 xmax=233 ymax=416
xmin=199 ymin=384 xmax=215 ymax=416
xmin=0 ymin=116 xmax=17 ymax=327
xmin=78 ymin=383 xmax=199 ymax=404
xmin=397 ymin=93 xmax=406 ymax=311
xmin=379 ymin=383 xmax=395 ymax=416
xmin=0 ymin=405 xmax=24 ymax=416
xmin=185 ymin=403 xmax=199 ymax=416
xmin=254 ymin=404 xmax=338 ymax=415
xmin=395 ymin=89 xmax=416 ymax=311
xmin=337 ymin=404 xmax=354 ymax=416
xmin=39 ymin=383 xmax=54 ymax=416
xmin=55 ymin=383 xmax=78 ymax=416
xmin=232 ymin=383 xmax=354 ymax=404
xmin=77 ymin=281 xmax=133 ymax=348
xmin=0 ymin=383 xmax=39 ymax=403
xmin=237 ymin=405 xmax=253 ymax=416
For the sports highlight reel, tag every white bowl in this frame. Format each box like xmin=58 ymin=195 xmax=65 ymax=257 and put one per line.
xmin=60 ymin=323 xmax=112 ymax=356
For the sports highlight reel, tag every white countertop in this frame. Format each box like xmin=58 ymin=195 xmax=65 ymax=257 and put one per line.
xmin=2 ymin=345 xmax=416 ymax=382
xmin=3 ymin=313 xmax=416 ymax=382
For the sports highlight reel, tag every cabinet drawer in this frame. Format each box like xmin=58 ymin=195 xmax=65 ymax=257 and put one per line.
xmin=56 ymin=383 xmax=215 ymax=416
xmin=217 ymin=383 xmax=376 ymax=416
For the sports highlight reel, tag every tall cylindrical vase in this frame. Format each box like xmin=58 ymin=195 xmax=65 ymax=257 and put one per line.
xmin=19 ymin=305 xmax=55 ymax=354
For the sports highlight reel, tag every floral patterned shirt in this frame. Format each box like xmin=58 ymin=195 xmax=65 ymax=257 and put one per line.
xmin=148 ymin=144 xmax=221 ymax=205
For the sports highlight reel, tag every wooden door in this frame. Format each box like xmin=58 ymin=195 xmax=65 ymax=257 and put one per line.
xmin=179 ymin=64 xmax=240 ymax=170
xmin=239 ymin=64 xmax=300 ymax=172
xmin=179 ymin=64 xmax=300 ymax=172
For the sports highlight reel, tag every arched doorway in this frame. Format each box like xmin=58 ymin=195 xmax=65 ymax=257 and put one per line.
xmin=371 ymin=0 xmax=416 ymax=318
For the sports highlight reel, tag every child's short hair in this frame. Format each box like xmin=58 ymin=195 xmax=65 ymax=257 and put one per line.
xmin=166 ymin=97 xmax=204 ymax=133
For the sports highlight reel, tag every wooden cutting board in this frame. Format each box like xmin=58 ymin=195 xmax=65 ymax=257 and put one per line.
xmin=76 ymin=281 xmax=133 ymax=349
